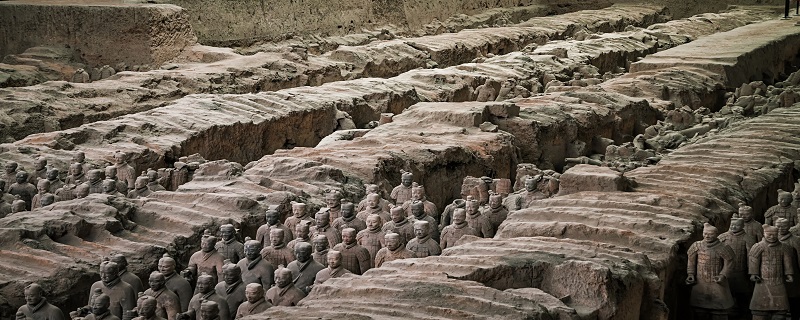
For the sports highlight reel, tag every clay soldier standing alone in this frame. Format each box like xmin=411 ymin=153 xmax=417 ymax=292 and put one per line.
xmin=750 ymin=224 xmax=794 ymax=319
xmin=686 ymin=223 xmax=735 ymax=319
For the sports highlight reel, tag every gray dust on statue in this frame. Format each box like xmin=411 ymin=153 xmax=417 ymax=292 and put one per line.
xmin=265 ymin=268 xmax=306 ymax=307
xmin=719 ymin=213 xmax=757 ymax=315
xmin=234 ymin=284 xmax=271 ymax=318
xmin=686 ymin=223 xmax=735 ymax=320
xmin=749 ymin=224 xmax=794 ymax=319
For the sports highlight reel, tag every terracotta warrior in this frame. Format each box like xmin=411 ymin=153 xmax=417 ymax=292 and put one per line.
xmin=766 ymin=190 xmax=796 ymax=226
xmin=46 ymin=168 xmax=64 ymax=194
xmin=441 ymin=208 xmax=478 ymax=250
xmin=332 ymin=228 xmax=372 ymax=275
xmin=740 ymin=204 xmax=764 ymax=242
xmin=40 ymin=194 xmax=56 ymax=207
xmin=0 ymin=184 xmax=11 ymax=217
xmin=310 ymin=209 xmax=341 ymax=248
xmin=65 ymin=163 xmax=87 ymax=186
xmin=265 ymin=268 xmax=306 ymax=307
xmin=465 ymin=197 xmax=494 ymax=238
xmin=255 ymin=209 xmax=293 ymax=248
xmin=686 ymin=223 xmax=735 ymax=319
xmin=374 ymin=233 xmax=416 ymax=268
xmin=286 ymin=222 xmax=311 ymax=252
xmin=473 ymin=79 xmax=497 ymax=102
xmin=236 ymin=239 xmax=274 ymax=290
xmin=198 ymin=300 xmax=222 ymax=320
xmin=31 ymin=179 xmax=50 ymax=210
xmin=402 ymin=184 xmax=439 ymax=223
xmin=283 ymin=202 xmax=312 ymax=234
xmin=83 ymin=293 xmax=119 ymax=320
xmin=481 ymin=192 xmax=508 ymax=231
xmin=234 ymin=284 xmax=271 ymax=318
xmin=102 ymin=179 xmax=125 ymax=197
xmin=158 ymin=254 xmax=192 ymax=313
xmin=777 ymin=218 xmax=800 ymax=319
xmin=213 ymin=263 xmax=245 ymax=320
xmin=259 ymin=228 xmax=295 ymax=269
xmin=113 ymin=152 xmax=136 ymax=191
xmin=105 ymin=166 xmax=128 ymax=196
xmin=215 ymin=225 xmax=244 ymax=264
xmin=111 ymin=254 xmax=144 ymax=294
xmin=323 ymin=190 xmax=343 ymax=222
xmin=185 ymin=231 xmax=226 ymax=283
xmin=409 ymin=201 xmax=439 ymax=241
xmin=406 ymin=221 xmax=441 ymax=258
xmin=719 ymin=214 xmax=757 ymax=314
xmin=55 ymin=183 xmax=77 ymax=202
xmin=131 ymin=296 xmax=164 ymax=320
xmin=30 ymin=158 xmax=48 ymax=183
xmin=3 ymin=162 xmax=19 ymax=191
xmin=311 ymin=235 xmax=330 ymax=267
xmin=357 ymin=193 xmax=390 ymax=223
xmin=332 ymin=201 xmax=366 ymax=234
xmin=18 ymin=283 xmax=65 ymax=320
xmin=314 ymin=250 xmax=352 ymax=285
xmin=147 ymin=171 xmax=166 ymax=192
xmin=72 ymin=152 xmax=92 ymax=177
xmin=286 ymin=242 xmax=325 ymax=294
xmin=440 ymin=199 xmax=466 ymax=232
xmin=144 ymin=272 xmax=181 ymax=320
xmin=356 ymin=184 xmax=390 ymax=213
xmin=381 ymin=206 xmax=415 ymax=245
xmin=177 ymin=274 xmax=230 ymax=320
xmin=507 ymin=176 xmax=547 ymax=210
xmin=356 ymin=214 xmax=385 ymax=262
xmin=88 ymin=260 xmax=137 ymax=319
xmin=84 ymin=170 xmax=104 ymax=195
xmin=390 ymin=171 xmax=414 ymax=205
xmin=9 ymin=171 xmax=37 ymax=211
xmin=750 ymin=224 xmax=794 ymax=319
xmin=128 ymin=177 xmax=152 ymax=199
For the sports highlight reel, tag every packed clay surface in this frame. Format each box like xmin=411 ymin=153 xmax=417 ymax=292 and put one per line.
xmin=1 ymin=1 xmax=799 ymax=320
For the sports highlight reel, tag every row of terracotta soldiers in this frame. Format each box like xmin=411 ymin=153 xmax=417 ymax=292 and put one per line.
xmin=1 ymin=152 xmax=199 ymax=216
xmin=687 ymin=188 xmax=800 ymax=320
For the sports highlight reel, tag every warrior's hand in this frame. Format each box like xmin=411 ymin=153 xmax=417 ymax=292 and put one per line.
xmin=786 ymin=275 xmax=794 ymax=283
xmin=713 ymin=275 xmax=726 ymax=283
xmin=750 ymin=275 xmax=762 ymax=283
xmin=685 ymin=275 xmax=696 ymax=285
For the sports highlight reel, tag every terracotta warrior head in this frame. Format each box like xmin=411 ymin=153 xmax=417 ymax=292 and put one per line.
xmin=385 ymin=233 xmax=402 ymax=251
xmin=327 ymin=250 xmax=343 ymax=269
xmin=738 ymin=204 xmax=754 ymax=222
xmin=291 ymin=202 xmax=307 ymax=218
xmin=294 ymin=242 xmax=313 ymax=263
xmin=401 ymin=171 xmax=413 ymax=188
xmin=244 ymin=239 xmax=262 ymax=261
xmin=313 ymin=235 xmax=329 ymax=253
xmin=244 ymin=283 xmax=265 ymax=304
xmin=702 ymin=223 xmax=719 ymax=243
xmin=148 ymin=271 xmax=166 ymax=291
